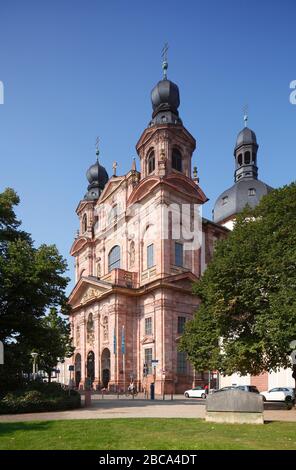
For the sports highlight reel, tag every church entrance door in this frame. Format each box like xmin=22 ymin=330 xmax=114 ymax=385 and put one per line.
xmin=101 ymin=348 xmax=111 ymax=388
xmin=74 ymin=353 xmax=81 ymax=388
xmin=86 ymin=351 xmax=95 ymax=386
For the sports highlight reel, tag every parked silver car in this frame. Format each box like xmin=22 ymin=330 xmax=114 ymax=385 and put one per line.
xmin=214 ymin=385 xmax=259 ymax=394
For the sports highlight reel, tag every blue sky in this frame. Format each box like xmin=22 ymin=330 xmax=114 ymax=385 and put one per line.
xmin=0 ymin=0 xmax=295 ymax=289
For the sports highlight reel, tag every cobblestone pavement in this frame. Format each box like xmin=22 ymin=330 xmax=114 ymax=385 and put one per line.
xmin=0 ymin=395 xmax=295 ymax=423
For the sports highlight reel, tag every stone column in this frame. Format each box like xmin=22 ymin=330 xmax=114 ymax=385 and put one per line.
xmin=109 ymin=301 xmax=118 ymax=392
xmin=140 ymin=240 xmax=144 ymax=275
xmin=79 ymin=317 xmax=86 ymax=389
xmin=88 ymin=247 xmax=93 ymax=276
xmin=93 ymin=310 xmax=100 ymax=390
xmin=102 ymin=244 xmax=106 ymax=276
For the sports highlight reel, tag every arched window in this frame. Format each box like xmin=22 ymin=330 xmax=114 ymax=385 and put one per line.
xmin=108 ymin=245 xmax=121 ymax=272
xmin=86 ymin=351 xmax=95 ymax=384
xmin=172 ymin=149 xmax=182 ymax=172
xmin=244 ymin=151 xmax=251 ymax=164
xmin=147 ymin=151 xmax=155 ymax=174
xmin=74 ymin=353 xmax=81 ymax=388
xmin=238 ymin=154 xmax=242 ymax=166
xmin=252 ymin=152 xmax=256 ymax=163
xmin=82 ymin=214 xmax=87 ymax=232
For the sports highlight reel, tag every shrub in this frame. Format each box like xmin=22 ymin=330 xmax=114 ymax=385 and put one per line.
xmin=0 ymin=383 xmax=81 ymax=414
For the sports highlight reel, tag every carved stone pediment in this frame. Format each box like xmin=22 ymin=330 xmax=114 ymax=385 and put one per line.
xmin=82 ymin=287 xmax=98 ymax=303
xmin=68 ymin=277 xmax=113 ymax=309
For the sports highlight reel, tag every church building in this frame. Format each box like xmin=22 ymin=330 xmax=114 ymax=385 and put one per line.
xmin=68 ymin=60 xmax=227 ymax=394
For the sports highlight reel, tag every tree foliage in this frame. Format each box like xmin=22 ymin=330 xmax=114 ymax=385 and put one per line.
xmin=0 ymin=188 xmax=71 ymax=390
xmin=180 ymin=182 xmax=296 ymax=376
xmin=37 ymin=308 xmax=74 ymax=382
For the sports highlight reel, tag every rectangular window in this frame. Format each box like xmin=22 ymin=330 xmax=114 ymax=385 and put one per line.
xmin=175 ymin=242 xmax=183 ymax=267
xmin=145 ymin=317 xmax=152 ymax=336
xmin=195 ymin=371 xmax=205 ymax=381
xmin=177 ymin=351 xmax=187 ymax=374
xmin=147 ymin=244 xmax=154 ymax=269
xmin=144 ymin=348 xmax=153 ymax=375
xmin=177 ymin=316 xmax=186 ymax=334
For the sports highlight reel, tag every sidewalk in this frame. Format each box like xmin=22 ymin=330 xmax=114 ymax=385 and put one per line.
xmin=0 ymin=398 xmax=296 ymax=423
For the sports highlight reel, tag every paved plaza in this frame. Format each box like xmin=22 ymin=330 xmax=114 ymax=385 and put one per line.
xmin=0 ymin=395 xmax=296 ymax=423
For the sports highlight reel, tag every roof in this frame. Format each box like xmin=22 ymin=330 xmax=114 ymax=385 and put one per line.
xmin=235 ymin=127 xmax=257 ymax=150
xmin=213 ymin=178 xmax=273 ymax=224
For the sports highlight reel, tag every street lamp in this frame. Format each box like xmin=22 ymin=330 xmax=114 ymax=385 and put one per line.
xmin=31 ymin=352 xmax=38 ymax=380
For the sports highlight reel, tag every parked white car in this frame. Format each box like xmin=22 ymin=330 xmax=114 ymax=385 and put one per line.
xmin=184 ymin=386 xmax=207 ymax=399
xmin=260 ymin=387 xmax=295 ymax=402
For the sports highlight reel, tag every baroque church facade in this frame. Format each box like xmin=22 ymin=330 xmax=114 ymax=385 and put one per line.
xmin=67 ymin=63 xmax=293 ymax=393
xmin=68 ymin=64 xmax=227 ymax=394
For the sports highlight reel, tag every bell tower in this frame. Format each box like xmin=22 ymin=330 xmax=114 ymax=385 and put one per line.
xmin=234 ymin=113 xmax=259 ymax=182
xmin=136 ymin=49 xmax=196 ymax=180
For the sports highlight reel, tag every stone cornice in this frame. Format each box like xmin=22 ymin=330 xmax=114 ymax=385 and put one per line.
xmin=68 ymin=272 xmax=198 ymax=314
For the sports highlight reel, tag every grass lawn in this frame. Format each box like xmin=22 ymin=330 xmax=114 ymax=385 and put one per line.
xmin=0 ymin=418 xmax=296 ymax=450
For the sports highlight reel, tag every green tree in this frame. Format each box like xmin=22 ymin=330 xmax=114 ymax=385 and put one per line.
xmin=37 ymin=308 xmax=74 ymax=382
xmin=0 ymin=188 xmax=70 ymax=391
xmin=180 ymin=182 xmax=296 ymax=382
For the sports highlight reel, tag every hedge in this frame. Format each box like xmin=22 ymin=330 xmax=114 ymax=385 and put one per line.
xmin=0 ymin=382 xmax=81 ymax=414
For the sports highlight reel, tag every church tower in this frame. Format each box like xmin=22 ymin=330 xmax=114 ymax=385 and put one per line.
xmin=213 ymin=114 xmax=273 ymax=229
xmin=136 ymin=50 xmax=196 ymax=180
xmin=68 ymin=51 xmax=226 ymax=394
xmin=234 ymin=113 xmax=259 ymax=182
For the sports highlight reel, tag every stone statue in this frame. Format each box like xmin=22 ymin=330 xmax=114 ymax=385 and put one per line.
xmin=130 ymin=241 xmax=135 ymax=268
xmin=87 ymin=313 xmax=94 ymax=345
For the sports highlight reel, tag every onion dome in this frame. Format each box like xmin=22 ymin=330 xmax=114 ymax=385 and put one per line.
xmin=149 ymin=49 xmax=182 ymax=126
xmin=84 ymin=149 xmax=109 ymax=200
xmin=235 ymin=127 xmax=257 ymax=150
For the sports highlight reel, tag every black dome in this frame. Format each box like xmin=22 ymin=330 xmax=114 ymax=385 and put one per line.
xmin=86 ymin=160 xmax=109 ymax=188
xmin=151 ymin=79 xmax=180 ymax=113
xmin=84 ymin=159 xmax=109 ymax=200
xmin=235 ymin=127 xmax=257 ymax=149
xmin=150 ymin=79 xmax=182 ymax=125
